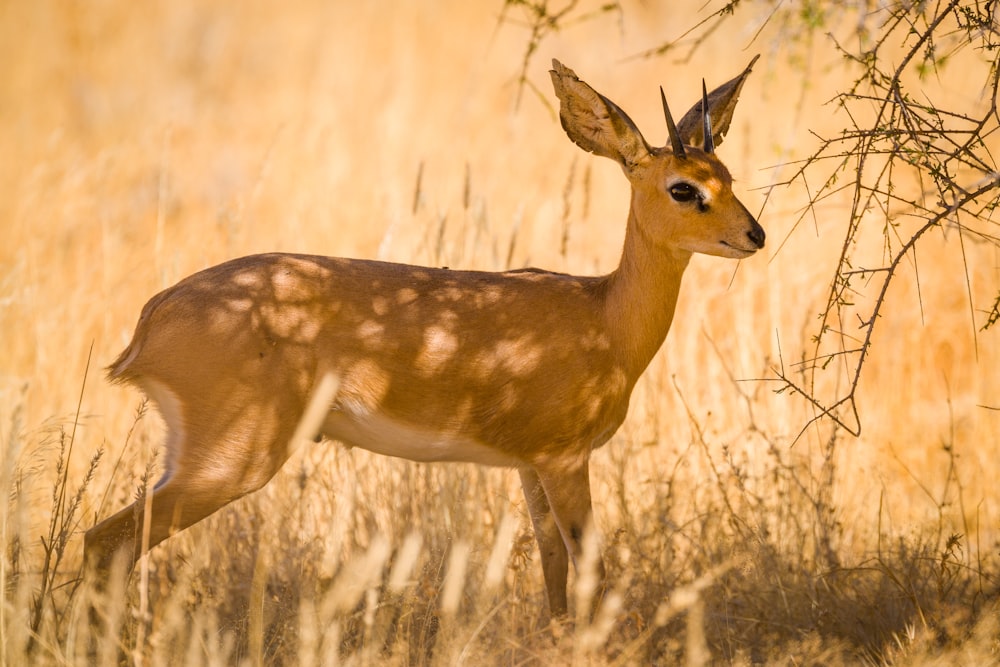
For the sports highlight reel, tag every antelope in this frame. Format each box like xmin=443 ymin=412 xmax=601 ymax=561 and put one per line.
xmin=86 ymin=58 xmax=764 ymax=618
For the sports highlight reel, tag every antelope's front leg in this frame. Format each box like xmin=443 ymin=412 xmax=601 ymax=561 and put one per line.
xmin=519 ymin=467 xmax=571 ymax=617
xmin=532 ymin=458 xmax=607 ymax=616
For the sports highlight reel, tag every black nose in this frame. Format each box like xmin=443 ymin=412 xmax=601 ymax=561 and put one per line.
xmin=747 ymin=220 xmax=766 ymax=249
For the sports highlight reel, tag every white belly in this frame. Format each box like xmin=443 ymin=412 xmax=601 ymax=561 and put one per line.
xmin=319 ymin=409 xmax=520 ymax=467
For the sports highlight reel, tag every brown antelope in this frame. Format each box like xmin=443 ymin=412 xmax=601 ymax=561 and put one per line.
xmin=86 ymin=58 xmax=764 ymax=618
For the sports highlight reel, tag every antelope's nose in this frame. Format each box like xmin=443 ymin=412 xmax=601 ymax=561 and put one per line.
xmin=747 ymin=220 xmax=766 ymax=249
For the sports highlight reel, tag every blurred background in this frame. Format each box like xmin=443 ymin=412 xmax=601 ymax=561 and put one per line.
xmin=1 ymin=1 xmax=998 ymax=662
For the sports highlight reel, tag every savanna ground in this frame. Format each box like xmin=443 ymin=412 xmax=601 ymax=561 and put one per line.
xmin=2 ymin=1 xmax=999 ymax=665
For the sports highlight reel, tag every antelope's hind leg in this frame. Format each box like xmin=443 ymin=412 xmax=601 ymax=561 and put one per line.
xmin=84 ymin=380 xmax=301 ymax=580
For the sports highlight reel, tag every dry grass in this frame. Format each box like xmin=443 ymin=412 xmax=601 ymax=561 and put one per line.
xmin=2 ymin=1 xmax=999 ymax=665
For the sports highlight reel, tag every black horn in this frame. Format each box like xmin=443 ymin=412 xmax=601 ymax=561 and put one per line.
xmin=701 ymin=79 xmax=714 ymax=154
xmin=661 ymin=86 xmax=686 ymax=159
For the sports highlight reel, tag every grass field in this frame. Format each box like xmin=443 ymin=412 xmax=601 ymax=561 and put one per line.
xmin=2 ymin=1 xmax=999 ymax=664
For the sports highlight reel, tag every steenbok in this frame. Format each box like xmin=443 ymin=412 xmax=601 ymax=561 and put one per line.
xmin=87 ymin=58 xmax=764 ymax=618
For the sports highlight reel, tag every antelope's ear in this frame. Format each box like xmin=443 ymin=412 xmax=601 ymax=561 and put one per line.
xmin=550 ymin=59 xmax=651 ymax=170
xmin=676 ymin=55 xmax=759 ymax=150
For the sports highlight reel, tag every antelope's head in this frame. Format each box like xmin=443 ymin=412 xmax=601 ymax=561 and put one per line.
xmin=550 ymin=57 xmax=766 ymax=259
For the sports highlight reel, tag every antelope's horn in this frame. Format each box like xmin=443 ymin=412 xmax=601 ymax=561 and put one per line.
xmin=661 ymin=86 xmax=686 ymax=159
xmin=701 ymin=79 xmax=714 ymax=154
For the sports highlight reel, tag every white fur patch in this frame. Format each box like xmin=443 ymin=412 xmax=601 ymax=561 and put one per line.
xmin=320 ymin=409 xmax=518 ymax=467
xmin=136 ymin=377 xmax=186 ymax=488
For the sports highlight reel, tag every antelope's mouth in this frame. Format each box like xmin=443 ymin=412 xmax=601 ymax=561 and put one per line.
xmin=720 ymin=241 xmax=759 ymax=258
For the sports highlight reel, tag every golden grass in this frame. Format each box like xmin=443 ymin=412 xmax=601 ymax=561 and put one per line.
xmin=2 ymin=1 xmax=998 ymax=664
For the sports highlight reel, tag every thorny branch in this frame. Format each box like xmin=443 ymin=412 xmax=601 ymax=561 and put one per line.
xmin=765 ymin=1 xmax=1000 ymax=436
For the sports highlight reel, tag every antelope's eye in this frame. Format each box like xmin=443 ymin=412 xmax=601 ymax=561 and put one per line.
xmin=669 ymin=182 xmax=698 ymax=203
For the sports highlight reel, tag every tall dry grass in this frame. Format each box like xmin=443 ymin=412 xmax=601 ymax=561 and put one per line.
xmin=2 ymin=1 xmax=998 ymax=664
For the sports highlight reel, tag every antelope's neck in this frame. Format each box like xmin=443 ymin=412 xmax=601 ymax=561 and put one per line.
xmin=602 ymin=206 xmax=691 ymax=377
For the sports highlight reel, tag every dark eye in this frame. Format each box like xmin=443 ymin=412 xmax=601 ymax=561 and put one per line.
xmin=669 ymin=182 xmax=698 ymax=203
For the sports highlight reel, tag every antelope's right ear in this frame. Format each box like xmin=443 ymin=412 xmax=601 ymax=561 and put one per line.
xmin=550 ymin=59 xmax=651 ymax=170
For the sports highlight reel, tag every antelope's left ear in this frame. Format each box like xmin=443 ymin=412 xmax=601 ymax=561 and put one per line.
xmin=550 ymin=59 xmax=652 ymax=170
xmin=676 ymin=55 xmax=759 ymax=150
